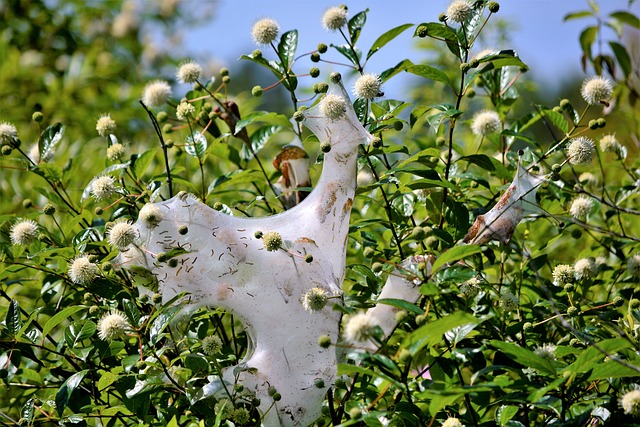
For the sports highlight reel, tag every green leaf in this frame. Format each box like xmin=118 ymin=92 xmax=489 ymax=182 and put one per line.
xmin=459 ymin=154 xmax=495 ymax=172
xmin=277 ymin=30 xmax=298 ymax=69
xmin=375 ymin=298 xmax=424 ymax=315
xmin=541 ymin=108 xmax=569 ymax=134
xmin=184 ymin=354 xmax=209 ymax=373
xmin=64 ymin=320 xmax=96 ymax=349
xmin=239 ymin=54 xmax=284 ymax=80
xmin=21 ymin=398 xmax=35 ymax=424
xmin=563 ymin=10 xmax=593 ymax=21
xmin=497 ymin=405 xmax=520 ymax=426
xmin=564 ymin=338 xmax=632 ymax=381
xmin=338 ymin=363 xmax=404 ymax=390
xmin=404 ymin=312 xmax=478 ymax=355
xmin=131 ymin=149 xmax=156 ymax=179
xmin=379 ymin=59 xmax=414 ymax=82
xmin=97 ymin=370 xmax=120 ymax=391
xmin=609 ymin=11 xmax=640 ymax=28
xmin=42 ymin=306 xmax=85 ymax=339
xmin=331 ymin=44 xmax=362 ymax=68
xmin=406 ymin=65 xmax=451 ymax=86
xmin=241 ymin=125 xmax=281 ymax=161
xmin=122 ymin=299 xmax=141 ymax=328
xmin=234 ymin=111 xmax=290 ymax=135
xmin=587 ymin=360 xmax=640 ymax=381
xmin=149 ymin=305 xmax=183 ymax=345
xmin=367 ymin=23 xmax=413 ymax=60
xmin=476 ymin=50 xmax=529 ymax=71
xmin=490 ymin=340 xmax=556 ymax=376
xmin=40 ymin=123 xmax=65 ymax=161
xmin=6 ymin=299 xmax=21 ymax=337
xmin=579 ymin=26 xmax=598 ymax=60
xmin=413 ymin=22 xmax=458 ymax=42
xmin=609 ymin=41 xmax=632 ymax=77
xmin=185 ymin=131 xmax=208 ymax=160
xmin=431 ymin=245 xmax=483 ymax=273
xmin=56 ymin=369 xmax=88 ymax=417
xmin=348 ymin=10 xmax=368 ymax=44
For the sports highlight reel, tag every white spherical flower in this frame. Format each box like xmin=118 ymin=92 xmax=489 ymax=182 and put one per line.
xmin=567 ymin=137 xmax=595 ymax=166
xmin=91 ymin=175 xmax=118 ymax=200
xmin=552 ymin=264 xmax=575 ymax=286
xmin=201 ymin=335 xmax=223 ymax=356
xmin=176 ymin=101 xmax=195 ymax=121
xmin=106 ymin=143 xmax=126 ymax=162
xmin=98 ymin=310 xmax=130 ymax=341
xmin=471 ymin=110 xmax=501 ymax=136
xmin=322 ymin=6 xmax=348 ymax=31
xmin=620 ymin=387 xmax=640 ymax=416
xmin=460 ymin=277 xmax=481 ymax=298
xmin=580 ymin=76 xmax=613 ymax=105
xmin=10 ymin=219 xmax=39 ymax=245
xmin=442 ymin=417 xmax=464 ymax=427
xmin=139 ymin=203 xmax=163 ymax=228
xmin=320 ymin=94 xmax=347 ymax=120
xmin=353 ymin=73 xmax=382 ymax=100
xmin=533 ymin=343 xmax=557 ymax=361
xmin=569 ymin=196 xmax=593 ymax=219
xmin=0 ymin=122 xmax=18 ymax=145
xmin=599 ymin=134 xmax=619 ymax=153
xmin=627 ymin=255 xmax=640 ymax=278
xmin=69 ymin=256 xmax=98 ymax=284
xmin=142 ymin=80 xmax=172 ymax=108
xmin=344 ymin=313 xmax=377 ymax=343
xmin=252 ymin=18 xmax=279 ymax=45
xmin=107 ymin=220 xmax=138 ymax=250
xmin=96 ymin=114 xmax=116 ymax=137
xmin=574 ymin=258 xmax=596 ymax=280
xmin=176 ymin=60 xmax=203 ymax=84
xmin=447 ymin=0 xmax=473 ymax=23
xmin=302 ymin=287 xmax=329 ymax=312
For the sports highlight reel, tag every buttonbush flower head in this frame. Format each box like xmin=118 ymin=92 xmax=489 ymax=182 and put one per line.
xmin=534 ymin=343 xmax=557 ymax=361
xmin=139 ymin=203 xmax=163 ymax=228
xmin=176 ymin=60 xmax=203 ymax=84
xmin=0 ymin=122 xmax=18 ymax=145
xmin=302 ymin=287 xmax=329 ymax=312
xmin=97 ymin=310 xmax=130 ymax=341
xmin=201 ymin=335 xmax=223 ymax=355
xmin=460 ymin=277 xmax=481 ymax=298
xmin=621 ymin=386 xmax=640 ymax=416
xmin=106 ymin=143 xmax=126 ymax=162
xmin=442 ymin=417 xmax=464 ymax=427
xmin=10 ymin=219 xmax=39 ymax=245
xmin=344 ymin=312 xmax=377 ymax=344
xmin=91 ymin=175 xmax=118 ymax=200
xmin=499 ymin=291 xmax=519 ymax=311
xmin=320 ymin=94 xmax=347 ymax=120
xmin=107 ymin=219 xmax=138 ymax=250
xmin=471 ymin=110 xmax=501 ymax=136
xmin=627 ymin=255 xmax=640 ymax=278
xmin=142 ymin=80 xmax=172 ymax=107
xmin=447 ymin=0 xmax=473 ymax=23
xmin=574 ymin=257 xmax=596 ymax=280
xmin=252 ymin=18 xmax=279 ymax=45
xmin=176 ymin=101 xmax=195 ymax=121
xmin=580 ymin=75 xmax=613 ymax=105
xmin=567 ymin=136 xmax=595 ymax=166
xmin=552 ymin=264 xmax=574 ymax=286
xmin=96 ymin=114 xmax=116 ymax=137
xmin=262 ymin=231 xmax=283 ymax=252
xmin=353 ymin=73 xmax=382 ymax=100
xmin=322 ymin=6 xmax=348 ymax=31
xmin=599 ymin=134 xmax=626 ymax=159
xmin=569 ymin=195 xmax=593 ymax=219
xmin=69 ymin=256 xmax=98 ymax=284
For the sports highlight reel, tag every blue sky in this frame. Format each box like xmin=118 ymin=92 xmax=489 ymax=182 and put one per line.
xmin=183 ymin=0 xmax=637 ymax=97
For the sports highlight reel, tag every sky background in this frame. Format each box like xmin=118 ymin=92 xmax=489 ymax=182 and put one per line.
xmin=181 ymin=0 xmax=638 ymax=99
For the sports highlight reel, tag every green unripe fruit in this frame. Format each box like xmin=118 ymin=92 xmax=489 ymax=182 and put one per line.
xmin=372 ymin=262 xmax=384 ymax=273
xmin=32 ymin=111 xmax=44 ymax=123
xmin=317 ymin=43 xmax=328 ymax=53
xmin=203 ymin=103 xmax=213 ymax=113
xmin=213 ymin=202 xmax=223 ymax=211
xmin=363 ymin=247 xmax=375 ymax=258
xmin=596 ymin=117 xmax=606 ymax=128
xmin=334 ymin=378 xmax=346 ymax=388
xmin=252 ymin=397 xmax=261 ymax=407
xmin=267 ymin=386 xmax=277 ymax=396
xmin=488 ymin=1 xmax=500 ymax=13
xmin=318 ymin=335 xmax=331 ymax=348
xmin=310 ymin=67 xmax=320 ymax=78
xmin=320 ymin=141 xmax=332 ymax=153
xmin=252 ymin=85 xmax=263 ymax=97
xmin=293 ymin=111 xmax=305 ymax=122
xmin=310 ymin=52 xmax=321 ymax=62
xmin=425 ymin=235 xmax=439 ymax=250
xmin=588 ymin=119 xmax=598 ymax=130
xmin=219 ymin=67 xmax=229 ymax=77
xmin=411 ymin=226 xmax=426 ymax=240
xmin=273 ymin=392 xmax=282 ymax=401
xmin=313 ymin=83 xmax=328 ymax=94
xmin=43 ymin=203 xmax=56 ymax=215
xmin=222 ymin=75 xmax=231 ymax=84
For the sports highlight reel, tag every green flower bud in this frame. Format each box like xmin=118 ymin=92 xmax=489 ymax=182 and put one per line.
xmin=552 ymin=106 xmax=563 ymax=113
xmin=314 ymin=378 xmax=325 ymax=388
xmin=1 ymin=145 xmax=11 ymax=155
xmin=393 ymin=120 xmax=404 ymax=131
xmin=415 ymin=314 xmax=427 ymax=326
xmin=629 ymin=298 xmax=640 ymax=309
xmin=488 ymin=1 xmax=500 ymax=13
xmin=330 ymin=72 xmax=341 ymax=83
xmin=220 ymin=67 xmax=229 ymax=77
xmin=398 ymin=349 xmax=411 ymax=363
xmin=318 ymin=335 xmax=332 ymax=348
xmin=22 ymin=199 xmax=33 ymax=209
xmin=165 ymin=139 xmax=174 ymax=148
xmin=101 ymin=262 xmax=113 ymax=272
xmin=310 ymin=52 xmax=321 ymax=62
xmin=435 ymin=136 xmax=446 ymax=146
xmin=571 ymin=229 xmax=582 ymax=239
xmin=254 ymin=230 xmax=263 ymax=239
xmin=564 ymin=283 xmax=575 ymax=292
xmin=304 ymin=254 xmax=313 ymax=263
xmin=156 ymin=111 xmax=168 ymax=123
xmin=152 ymin=292 xmax=163 ymax=304
xmin=411 ymin=226 xmax=426 ymax=240
xmin=523 ymin=321 xmax=533 ymax=331
xmin=612 ymin=296 xmax=624 ymax=307
xmin=416 ymin=25 xmax=428 ymax=38
xmin=156 ymin=252 xmax=168 ymax=262
xmin=162 ymin=124 xmax=173 ymax=134
xmin=222 ymin=75 xmax=231 ymax=84
xmin=252 ymin=85 xmax=263 ymax=97
xmin=469 ymin=58 xmax=480 ymax=68
xmin=89 ymin=305 xmax=100 ymax=315
xmin=438 ymin=12 xmax=447 ymax=22
xmin=596 ymin=117 xmax=606 ymax=128
xmin=425 ymin=235 xmax=439 ymax=250
xmin=32 ymin=111 xmax=44 ymax=123
xmin=588 ymin=119 xmax=598 ymax=130
xmin=372 ymin=262 xmax=383 ymax=273
xmin=317 ymin=43 xmax=328 ymax=54
xmin=168 ymin=258 xmax=178 ymax=268
xmin=252 ymin=49 xmax=262 ymax=59
xmin=372 ymin=137 xmax=382 ymax=148
xmin=293 ymin=110 xmax=305 ymax=122
xmin=460 ymin=62 xmax=471 ymax=72
xmin=213 ymin=202 xmax=223 ymax=211
xmin=363 ymin=247 xmax=375 ymax=258
xmin=320 ymin=141 xmax=332 ymax=153
xmin=466 ymin=88 xmax=476 ymax=98
xmin=567 ymin=306 xmax=579 ymax=317
xmin=178 ymin=225 xmax=188 ymax=235
xmin=310 ymin=67 xmax=320 ymax=78
xmin=559 ymin=99 xmax=571 ymax=109
xmin=43 ymin=203 xmax=56 ymax=215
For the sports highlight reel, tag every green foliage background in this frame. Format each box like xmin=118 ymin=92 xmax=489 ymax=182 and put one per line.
xmin=1 ymin=1 xmax=639 ymax=426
